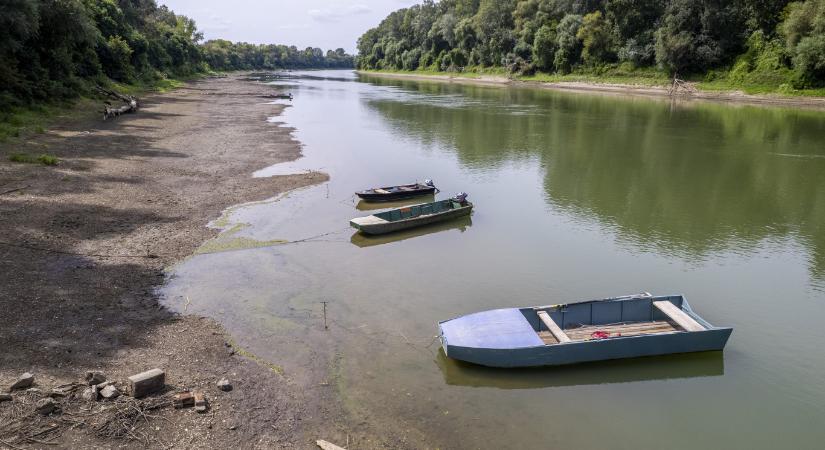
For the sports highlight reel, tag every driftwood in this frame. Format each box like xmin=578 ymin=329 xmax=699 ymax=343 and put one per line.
xmin=96 ymin=86 xmax=139 ymax=120
xmin=668 ymin=75 xmax=696 ymax=97
xmin=259 ymin=93 xmax=293 ymax=100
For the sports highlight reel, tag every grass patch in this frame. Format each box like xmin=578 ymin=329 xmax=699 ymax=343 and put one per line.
xmin=521 ymin=65 xmax=671 ymax=86
xmin=0 ymin=73 xmax=197 ymax=142
xmin=8 ymin=152 xmax=59 ymax=165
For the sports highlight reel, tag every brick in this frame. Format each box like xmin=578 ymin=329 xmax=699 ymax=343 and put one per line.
xmin=173 ymin=391 xmax=194 ymax=409
xmin=128 ymin=369 xmax=165 ymax=398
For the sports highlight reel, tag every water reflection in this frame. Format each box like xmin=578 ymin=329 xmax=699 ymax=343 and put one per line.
xmin=350 ymin=215 xmax=472 ymax=248
xmin=362 ymin=76 xmax=825 ymax=279
xmin=355 ymin=195 xmax=436 ymax=211
xmin=436 ymin=349 xmax=724 ymax=389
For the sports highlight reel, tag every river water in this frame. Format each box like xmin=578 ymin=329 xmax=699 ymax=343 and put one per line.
xmin=163 ymin=70 xmax=825 ymax=449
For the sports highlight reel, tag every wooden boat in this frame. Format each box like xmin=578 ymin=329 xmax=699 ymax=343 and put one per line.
xmin=350 ymin=193 xmax=473 ymax=235
xmin=355 ymin=180 xmax=437 ymax=202
xmin=439 ymin=293 xmax=732 ymax=368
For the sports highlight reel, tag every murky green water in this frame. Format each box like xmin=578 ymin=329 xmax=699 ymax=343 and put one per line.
xmin=163 ymin=71 xmax=825 ymax=449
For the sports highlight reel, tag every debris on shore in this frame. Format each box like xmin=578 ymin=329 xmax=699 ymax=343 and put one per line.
xmin=0 ymin=368 xmax=206 ymax=447
xmin=9 ymin=372 xmax=34 ymax=391
xmin=317 ymin=439 xmax=347 ymax=450
xmin=217 ymin=378 xmax=232 ymax=391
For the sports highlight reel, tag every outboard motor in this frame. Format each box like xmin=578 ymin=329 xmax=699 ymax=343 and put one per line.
xmin=453 ymin=192 xmax=468 ymax=205
xmin=423 ymin=179 xmax=435 ymax=187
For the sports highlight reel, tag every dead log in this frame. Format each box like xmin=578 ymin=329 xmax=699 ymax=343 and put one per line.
xmin=103 ymin=99 xmax=138 ymax=120
xmin=97 ymin=85 xmax=140 ymax=120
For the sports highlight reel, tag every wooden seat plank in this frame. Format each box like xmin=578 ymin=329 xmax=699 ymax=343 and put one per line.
xmin=653 ymin=301 xmax=705 ymax=332
xmin=537 ymin=311 xmax=571 ymax=343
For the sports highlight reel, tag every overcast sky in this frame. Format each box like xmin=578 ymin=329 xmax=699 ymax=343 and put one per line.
xmin=160 ymin=1 xmax=419 ymax=53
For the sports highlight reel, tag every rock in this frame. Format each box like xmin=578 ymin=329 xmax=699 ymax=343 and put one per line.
xmin=194 ymin=391 xmax=207 ymax=413
xmin=217 ymin=379 xmax=232 ymax=392
xmin=81 ymin=386 xmax=98 ymax=401
xmin=100 ymin=385 xmax=120 ymax=400
xmin=26 ymin=388 xmax=43 ymax=395
xmin=128 ymin=369 xmax=165 ymax=398
xmin=173 ymin=391 xmax=194 ymax=409
xmin=9 ymin=372 xmax=34 ymax=391
xmin=85 ymin=371 xmax=106 ymax=386
xmin=0 ymin=393 xmax=12 ymax=402
xmin=35 ymin=398 xmax=56 ymax=415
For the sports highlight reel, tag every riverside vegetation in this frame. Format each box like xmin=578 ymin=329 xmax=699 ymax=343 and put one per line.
xmin=356 ymin=0 xmax=825 ymax=95
xmin=0 ymin=0 xmax=354 ymax=140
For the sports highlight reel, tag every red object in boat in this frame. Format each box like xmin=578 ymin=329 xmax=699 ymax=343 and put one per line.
xmin=591 ymin=331 xmax=610 ymax=339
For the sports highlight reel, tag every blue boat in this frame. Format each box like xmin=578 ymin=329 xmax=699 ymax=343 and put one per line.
xmin=438 ymin=293 xmax=732 ymax=368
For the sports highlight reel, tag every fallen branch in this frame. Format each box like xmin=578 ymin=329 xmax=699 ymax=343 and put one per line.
xmin=96 ymin=85 xmax=139 ymax=120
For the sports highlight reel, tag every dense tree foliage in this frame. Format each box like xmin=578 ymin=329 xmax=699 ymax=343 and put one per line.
xmin=201 ymin=41 xmax=354 ymax=71
xmin=357 ymin=0 xmax=825 ymax=87
xmin=0 ymin=0 xmax=354 ymax=110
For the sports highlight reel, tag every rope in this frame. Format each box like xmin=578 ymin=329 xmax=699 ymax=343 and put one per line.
xmin=0 ymin=224 xmax=352 ymax=259
xmin=329 ymin=318 xmax=440 ymax=356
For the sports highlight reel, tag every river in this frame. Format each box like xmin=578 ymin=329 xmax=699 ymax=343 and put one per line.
xmin=162 ymin=70 xmax=825 ymax=449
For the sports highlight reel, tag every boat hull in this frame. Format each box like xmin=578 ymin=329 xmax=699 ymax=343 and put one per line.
xmin=351 ymin=203 xmax=472 ymax=235
xmin=438 ymin=294 xmax=732 ymax=368
xmin=441 ymin=327 xmax=732 ymax=368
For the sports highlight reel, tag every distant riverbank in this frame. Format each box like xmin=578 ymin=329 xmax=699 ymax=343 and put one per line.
xmin=358 ymin=70 xmax=825 ymax=110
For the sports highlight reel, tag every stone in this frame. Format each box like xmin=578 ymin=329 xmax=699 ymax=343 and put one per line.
xmin=85 ymin=371 xmax=106 ymax=386
xmin=173 ymin=391 xmax=194 ymax=409
xmin=9 ymin=372 xmax=34 ymax=391
xmin=81 ymin=386 xmax=98 ymax=401
xmin=35 ymin=398 xmax=56 ymax=415
xmin=194 ymin=391 xmax=207 ymax=413
xmin=128 ymin=369 xmax=165 ymax=398
xmin=100 ymin=385 xmax=120 ymax=400
xmin=0 ymin=393 xmax=12 ymax=402
xmin=217 ymin=379 xmax=232 ymax=392
xmin=26 ymin=388 xmax=43 ymax=395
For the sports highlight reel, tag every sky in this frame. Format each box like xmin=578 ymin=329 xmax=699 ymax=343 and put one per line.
xmin=160 ymin=1 xmax=419 ymax=54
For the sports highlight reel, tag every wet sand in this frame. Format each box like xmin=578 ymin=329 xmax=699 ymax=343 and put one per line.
xmin=0 ymin=74 xmax=341 ymax=447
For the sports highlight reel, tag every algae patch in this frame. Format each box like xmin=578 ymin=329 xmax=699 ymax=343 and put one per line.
xmin=225 ymin=336 xmax=285 ymax=375
xmin=196 ymin=219 xmax=287 ymax=255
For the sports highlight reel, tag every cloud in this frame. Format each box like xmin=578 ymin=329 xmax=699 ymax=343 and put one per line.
xmin=308 ymin=4 xmax=371 ymax=23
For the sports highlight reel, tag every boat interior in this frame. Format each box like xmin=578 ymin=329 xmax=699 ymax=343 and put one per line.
xmin=525 ymin=296 xmax=707 ymax=345
xmin=374 ymin=199 xmax=465 ymax=221
xmin=371 ymin=184 xmax=426 ymax=194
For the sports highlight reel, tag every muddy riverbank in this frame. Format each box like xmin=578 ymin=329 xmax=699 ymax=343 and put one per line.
xmin=0 ymin=74 xmax=352 ymax=448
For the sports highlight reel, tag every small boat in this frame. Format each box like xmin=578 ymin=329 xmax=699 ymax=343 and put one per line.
xmin=355 ymin=180 xmax=437 ymax=202
xmin=439 ymin=293 xmax=732 ymax=368
xmin=350 ymin=193 xmax=473 ymax=235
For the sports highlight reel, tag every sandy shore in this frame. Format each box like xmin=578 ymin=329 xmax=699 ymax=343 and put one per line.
xmin=0 ymin=74 xmax=336 ymax=448
xmin=359 ymin=70 xmax=825 ymax=110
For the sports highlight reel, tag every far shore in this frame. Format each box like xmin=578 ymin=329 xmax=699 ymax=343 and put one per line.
xmin=357 ymin=70 xmax=825 ymax=110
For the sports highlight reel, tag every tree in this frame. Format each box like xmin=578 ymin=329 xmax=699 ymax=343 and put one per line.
xmin=781 ymin=0 xmax=825 ymax=86
xmin=577 ymin=10 xmax=616 ymax=66
xmin=655 ymin=0 xmax=748 ymax=74
xmin=554 ymin=14 xmax=583 ymax=73
xmin=532 ymin=23 xmax=557 ymax=71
